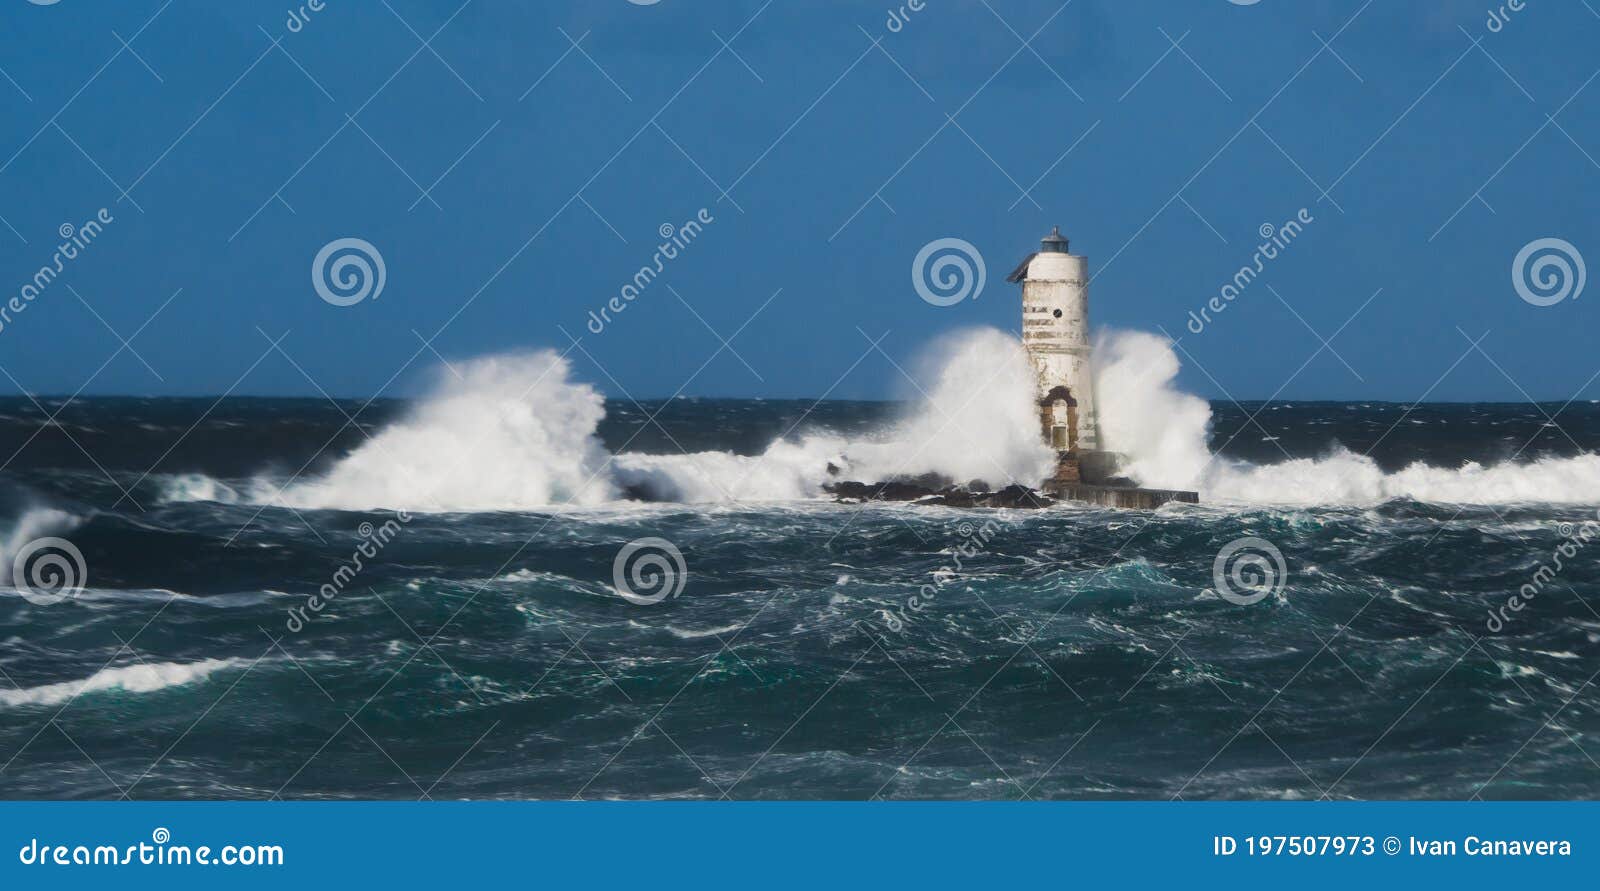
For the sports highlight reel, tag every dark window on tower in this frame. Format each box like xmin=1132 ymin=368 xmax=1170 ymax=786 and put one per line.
xmin=1052 ymin=309 xmax=1062 ymax=318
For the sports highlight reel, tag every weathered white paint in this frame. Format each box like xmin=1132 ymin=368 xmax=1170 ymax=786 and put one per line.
xmin=1021 ymin=249 xmax=1099 ymax=450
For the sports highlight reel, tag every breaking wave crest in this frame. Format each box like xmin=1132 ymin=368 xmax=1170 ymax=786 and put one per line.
xmin=225 ymin=329 xmax=1051 ymax=512
xmin=274 ymin=352 xmax=618 ymax=512
xmin=1094 ymin=329 xmax=1600 ymax=505
xmin=1 ymin=506 xmax=85 ymax=570
xmin=0 ymin=658 xmax=246 ymax=708
xmin=159 ymin=328 xmax=1600 ymax=511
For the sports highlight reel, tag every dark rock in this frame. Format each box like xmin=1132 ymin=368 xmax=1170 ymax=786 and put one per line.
xmin=892 ymin=472 xmax=955 ymax=491
xmin=983 ymin=484 xmax=1054 ymax=509
xmin=823 ymin=479 xmax=1054 ymax=509
xmin=876 ymin=481 xmax=946 ymax=502
xmin=824 ymin=480 xmax=946 ymax=502
xmin=619 ymin=481 xmax=658 ymax=502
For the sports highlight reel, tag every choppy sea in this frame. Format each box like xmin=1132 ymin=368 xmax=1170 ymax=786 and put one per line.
xmin=2 ymin=395 xmax=1598 ymax=799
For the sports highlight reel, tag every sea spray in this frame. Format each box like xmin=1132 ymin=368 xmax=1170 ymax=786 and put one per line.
xmin=840 ymin=328 xmax=1056 ymax=489
xmin=257 ymin=329 xmax=1053 ymax=510
xmin=167 ymin=327 xmax=1600 ymax=511
xmin=1094 ymin=328 xmax=1213 ymax=489
xmin=614 ymin=329 xmax=1051 ymax=500
xmin=274 ymin=351 xmax=617 ymax=512
xmin=1094 ymin=329 xmax=1600 ymax=505
xmin=0 ymin=506 xmax=85 ymax=569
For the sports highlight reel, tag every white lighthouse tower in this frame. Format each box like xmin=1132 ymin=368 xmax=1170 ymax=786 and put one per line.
xmin=1008 ymin=226 xmax=1100 ymax=483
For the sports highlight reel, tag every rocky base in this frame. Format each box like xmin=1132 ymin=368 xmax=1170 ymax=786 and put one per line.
xmin=823 ymin=474 xmax=1054 ymax=509
xmin=823 ymin=472 xmax=1199 ymax=510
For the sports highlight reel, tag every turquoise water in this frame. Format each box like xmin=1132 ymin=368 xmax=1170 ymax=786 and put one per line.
xmin=1 ymin=398 xmax=1597 ymax=799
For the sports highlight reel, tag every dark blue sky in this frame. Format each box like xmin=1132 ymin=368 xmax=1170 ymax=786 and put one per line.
xmin=1 ymin=0 xmax=1596 ymax=401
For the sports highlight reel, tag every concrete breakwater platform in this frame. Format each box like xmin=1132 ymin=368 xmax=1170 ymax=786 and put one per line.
xmin=1042 ymin=481 xmax=1198 ymax=509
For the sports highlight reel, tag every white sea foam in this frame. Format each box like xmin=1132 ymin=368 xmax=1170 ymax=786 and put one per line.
xmin=618 ymin=329 xmax=1053 ymax=499
xmin=665 ymin=622 xmax=744 ymax=640
xmin=162 ymin=473 xmax=240 ymax=504
xmin=614 ymin=434 xmax=847 ymax=502
xmin=0 ymin=506 xmax=85 ymax=570
xmin=1094 ymin=329 xmax=1214 ymax=489
xmin=187 ymin=330 xmax=1049 ymax=511
xmin=1094 ymin=329 xmax=1600 ymax=505
xmin=272 ymin=351 xmax=618 ymax=512
xmin=0 ymin=507 xmax=88 ymax=603
xmin=837 ymin=328 xmax=1056 ymax=488
xmin=0 ymin=658 xmax=245 ymax=708
xmin=157 ymin=328 xmax=1600 ymax=510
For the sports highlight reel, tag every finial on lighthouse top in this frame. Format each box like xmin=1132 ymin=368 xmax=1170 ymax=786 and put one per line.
xmin=1040 ymin=225 xmax=1069 ymax=253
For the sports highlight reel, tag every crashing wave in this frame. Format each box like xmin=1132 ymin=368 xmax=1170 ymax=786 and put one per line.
xmin=156 ymin=328 xmax=1600 ymax=511
xmin=1093 ymin=328 xmax=1600 ymax=505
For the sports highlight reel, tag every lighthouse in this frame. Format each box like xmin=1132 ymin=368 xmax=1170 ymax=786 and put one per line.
xmin=1008 ymin=226 xmax=1100 ymax=483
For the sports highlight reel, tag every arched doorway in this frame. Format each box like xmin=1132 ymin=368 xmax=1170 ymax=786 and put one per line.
xmin=1038 ymin=385 xmax=1078 ymax=453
